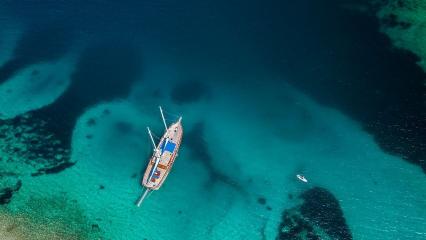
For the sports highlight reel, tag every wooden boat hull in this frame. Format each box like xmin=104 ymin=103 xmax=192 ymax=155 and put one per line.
xmin=142 ymin=120 xmax=183 ymax=190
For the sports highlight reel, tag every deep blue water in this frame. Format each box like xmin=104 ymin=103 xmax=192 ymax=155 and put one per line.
xmin=0 ymin=0 xmax=425 ymax=239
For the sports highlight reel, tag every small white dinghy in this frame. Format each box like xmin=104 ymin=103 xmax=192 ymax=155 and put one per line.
xmin=296 ymin=174 xmax=308 ymax=183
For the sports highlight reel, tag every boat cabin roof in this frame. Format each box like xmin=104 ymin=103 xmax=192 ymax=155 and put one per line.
xmin=160 ymin=139 xmax=176 ymax=153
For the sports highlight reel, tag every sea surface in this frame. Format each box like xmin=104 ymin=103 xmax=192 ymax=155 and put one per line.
xmin=0 ymin=1 xmax=425 ymax=240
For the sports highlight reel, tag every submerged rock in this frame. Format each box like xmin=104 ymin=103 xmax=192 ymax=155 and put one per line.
xmin=31 ymin=161 xmax=76 ymax=176
xmin=86 ymin=118 xmax=96 ymax=126
xmin=91 ymin=224 xmax=100 ymax=231
xmin=102 ymin=109 xmax=111 ymax=115
xmin=0 ymin=180 xmax=22 ymax=205
xmin=277 ymin=187 xmax=352 ymax=240
xmin=114 ymin=121 xmax=133 ymax=134
xmin=300 ymin=187 xmax=352 ymax=240
xmin=257 ymin=197 xmax=267 ymax=205
xmin=170 ymin=80 xmax=209 ymax=105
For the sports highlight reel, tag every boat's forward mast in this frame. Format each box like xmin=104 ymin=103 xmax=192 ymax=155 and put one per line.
xmin=159 ymin=106 xmax=168 ymax=131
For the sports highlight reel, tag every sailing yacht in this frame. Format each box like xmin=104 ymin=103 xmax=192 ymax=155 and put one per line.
xmin=136 ymin=106 xmax=183 ymax=207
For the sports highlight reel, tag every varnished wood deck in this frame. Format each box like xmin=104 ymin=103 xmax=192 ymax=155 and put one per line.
xmin=142 ymin=120 xmax=183 ymax=190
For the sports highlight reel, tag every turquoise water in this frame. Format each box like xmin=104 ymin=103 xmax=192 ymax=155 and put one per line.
xmin=1 ymin=1 xmax=426 ymax=239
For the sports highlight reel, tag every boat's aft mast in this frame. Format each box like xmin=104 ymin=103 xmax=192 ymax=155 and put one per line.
xmin=147 ymin=127 xmax=157 ymax=150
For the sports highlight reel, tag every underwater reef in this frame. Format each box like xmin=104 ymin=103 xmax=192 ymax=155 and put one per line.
xmin=0 ymin=195 xmax=101 ymax=240
xmin=0 ymin=42 xmax=142 ymax=178
xmin=0 ymin=179 xmax=21 ymax=205
xmin=0 ymin=41 xmax=142 ymax=209
xmin=277 ymin=187 xmax=352 ymax=240
xmin=375 ymin=0 xmax=426 ymax=72
xmin=170 ymin=80 xmax=209 ymax=105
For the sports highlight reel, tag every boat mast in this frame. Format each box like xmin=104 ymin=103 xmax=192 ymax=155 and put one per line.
xmin=159 ymin=106 xmax=168 ymax=130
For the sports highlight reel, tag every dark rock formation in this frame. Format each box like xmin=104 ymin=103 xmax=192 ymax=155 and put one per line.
xmin=300 ymin=187 xmax=352 ymax=240
xmin=277 ymin=187 xmax=352 ymax=240
xmin=0 ymin=180 xmax=22 ymax=205
xmin=170 ymin=80 xmax=209 ymax=105
xmin=114 ymin=121 xmax=134 ymax=134
xmin=31 ymin=161 xmax=76 ymax=176
xmin=257 ymin=197 xmax=267 ymax=205
xmin=277 ymin=208 xmax=322 ymax=240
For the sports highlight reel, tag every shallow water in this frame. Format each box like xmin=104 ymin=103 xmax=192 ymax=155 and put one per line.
xmin=0 ymin=1 xmax=425 ymax=240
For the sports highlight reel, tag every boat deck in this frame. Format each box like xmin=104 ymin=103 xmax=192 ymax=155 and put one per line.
xmin=142 ymin=120 xmax=183 ymax=190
